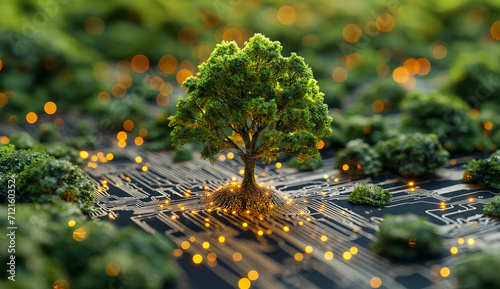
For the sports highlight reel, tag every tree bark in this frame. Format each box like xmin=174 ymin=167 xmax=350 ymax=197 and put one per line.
xmin=241 ymin=156 xmax=258 ymax=193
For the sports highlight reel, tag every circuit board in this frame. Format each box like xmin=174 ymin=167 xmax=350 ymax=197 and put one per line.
xmin=82 ymin=141 xmax=500 ymax=289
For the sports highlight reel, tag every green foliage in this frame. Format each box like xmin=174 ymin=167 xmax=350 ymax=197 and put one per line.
xmin=173 ymin=146 xmax=193 ymax=163
xmin=0 ymin=144 xmax=51 ymax=175
xmin=39 ymin=143 xmax=84 ymax=167
xmin=67 ymin=121 xmax=98 ymax=150
xmin=8 ymin=132 xmax=38 ymax=150
xmin=371 ymin=214 xmax=443 ymax=260
xmin=483 ymin=196 xmax=500 ymax=217
xmin=376 ymin=133 xmax=449 ymax=177
xmin=327 ymin=113 xmax=391 ymax=147
xmin=170 ymin=34 xmax=332 ymax=167
xmin=346 ymin=78 xmax=407 ymax=115
xmin=455 ymin=250 xmax=500 ymax=289
xmin=0 ymin=203 xmax=179 ymax=289
xmin=335 ymin=139 xmax=382 ymax=176
xmin=348 ymin=183 xmax=392 ymax=206
xmin=143 ymin=111 xmax=173 ymax=151
xmin=286 ymin=156 xmax=323 ymax=171
xmin=37 ymin=122 xmax=61 ymax=143
xmin=400 ymin=91 xmax=488 ymax=152
xmin=464 ymin=152 xmax=500 ymax=189
xmin=17 ymin=159 xmax=95 ymax=212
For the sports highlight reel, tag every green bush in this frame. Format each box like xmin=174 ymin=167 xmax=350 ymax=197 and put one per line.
xmin=286 ymin=156 xmax=323 ymax=171
xmin=39 ymin=143 xmax=84 ymax=167
xmin=464 ymin=152 xmax=500 ymax=189
xmin=0 ymin=145 xmax=51 ymax=175
xmin=346 ymin=78 xmax=407 ymax=115
xmin=371 ymin=214 xmax=443 ymax=260
xmin=173 ymin=146 xmax=193 ymax=162
xmin=7 ymin=132 xmax=38 ymax=150
xmin=67 ymin=120 xmax=98 ymax=150
xmin=400 ymin=92 xmax=488 ymax=152
xmin=483 ymin=196 xmax=500 ymax=217
xmin=335 ymin=139 xmax=382 ymax=176
xmin=327 ymin=113 xmax=391 ymax=147
xmin=376 ymin=133 xmax=449 ymax=177
xmin=17 ymin=159 xmax=95 ymax=212
xmin=348 ymin=183 xmax=391 ymax=206
xmin=455 ymin=250 xmax=500 ymax=289
xmin=0 ymin=203 xmax=179 ymax=289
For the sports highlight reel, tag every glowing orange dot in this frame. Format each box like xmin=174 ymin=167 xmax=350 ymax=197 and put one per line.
xmin=142 ymin=166 xmax=148 ymax=172
xmin=294 ymin=253 xmax=303 ymax=261
xmin=123 ymin=120 xmax=134 ymax=131
xmin=342 ymin=164 xmax=349 ymax=171
xmin=484 ymin=122 xmax=493 ymax=130
xmin=233 ymin=252 xmax=243 ymax=261
xmin=117 ymin=131 xmax=127 ymax=141
xmin=372 ymin=100 xmax=384 ymax=113
xmin=149 ymin=76 xmax=164 ymax=91
xmin=415 ymin=58 xmax=431 ymax=75
xmin=131 ymin=54 xmax=150 ymax=73
xmin=193 ymin=254 xmax=203 ymax=264
xmin=332 ymin=67 xmax=348 ymax=82
xmin=0 ymin=59 xmax=2 ymax=71
xmin=491 ymin=21 xmax=500 ymax=40
xmin=135 ymin=137 xmax=144 ymax=146
xmin=98 ymin=91 xmax=111 ymax=104
xmin=238 ymin=278 xmax=251 ymax=289
xmin=440 ymin=267 xmax=450 ymax=277
xmin=176 ymin=69 xmax=193 ymax=84
xmin=159 ymin=55 xmax=177 ymax=74
xmin=111 ymin=84 xmax=126 ymax=98
xmin=376 ymin=13 xmax=395 ymax=32
xmin=73 ymin=226 xmax=88 ymax=241
xmin=118 ymin=74 xmax=132 ymax=89
xmin=316 ymin=140 xmax=325 ymax=149
xmin=26 ymin=112 xmax=37 ymax=124
xmin=432 ymin=45 xmax=447 ymax=60
xmin=160 ymin=82 xmax=174 ymax=96
xmin=343 ymin=24 xmax=362 ymax=43
xmin=0 ymin=136 xmax=9 ymax=145
xmin=84 ymin=17 xmax=105 ymax=36
xmin=277 ymin=6 xmax=297 ymax=25
xmin=106 ymin=261 xmax=120 ymax=277
xmin=392 ymin=67 xmax=409 ymax=83
xmin=53 ymin=279 xmax=69 ymax=289
xmin=156 ymin=94 xmax=170 ymax=107
xmin=343 ymin=252 xmax=352 ymax=260
xmin=403 ymin=58 xmax=418 ymax=75
xmin=450 ymin=247 xmax=458 ymax=254
xmin=345 ymin=53 xmax=364 ymax=70
xmin=370 ymin=277 xmax=382 ymax=288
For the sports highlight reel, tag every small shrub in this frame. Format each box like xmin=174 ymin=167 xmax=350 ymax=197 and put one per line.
xmin=371 ymin=214 xmax=443 ymax=260
xmin=455 ymin=250 xmax=500 ymax=289
xmin=173 ymin=146 xmax=193 ymax=162
xmin=37 ymin=122 xmax=60 ymax=143
xmin=7 ymin=132 xmax=38 ymax=149
xmin=348 ymin=183 xmax=391 ymax=206
xmin=483 ymin=196 xmax=500 ymax=217
xmin=335 ymin=139 xmax=382 ymax=176
xmin=376 ymin=133 xmax=449 ymax=177
xmin=464 ymin=152 xmax=500 ymax=189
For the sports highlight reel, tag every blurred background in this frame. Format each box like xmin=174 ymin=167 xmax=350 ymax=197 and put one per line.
xmin=0 ymin=0 xmax=499 ymax=154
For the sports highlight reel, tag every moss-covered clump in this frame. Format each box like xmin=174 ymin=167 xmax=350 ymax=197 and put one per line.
xmin=37 ymin=122 xmax=60 ymax=143
xmin=67 ymin=120 xmax=98 ymax=150
xmin=400 ymin=92 xmax=488 ymax=152
xmin=348 ymin=184 xmax=391 ymax=206
xmin=376 ymin=133 xmax=449 ymax=177
xmin=287 ymin=156 xmax=323 ymax=171
xmin=0 ymin=203 xmax=179 ymax=289
xmin=455 ymin=250 xmax=500 ymax=289
xmin=371 ymin=214 xmax=443 ymax=260
xmin=40 ymin=143 xmax=84 ymax=167
xmin=483 ymin=196 xmax=500 ymax=217
xmin=7 ymin=132 xmax=38 ymax=149
xmin=335 ymin=139 xmax=382 ymax=176
xmin=464 ymin=152 xmax=500 ymax=189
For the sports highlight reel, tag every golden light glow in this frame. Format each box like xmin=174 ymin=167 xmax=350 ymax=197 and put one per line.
xmin=118 ymin=74 xmax=132 ymax=89
xmin=409 ymin=182 xmax=414 ymax=186
xmin=343 ymin=24 xmax=362 ymax=43
xmin=376 ymin=13 xmax=395 ymax=32
xmin=467 ymin=238 xmax=475 ymax=245
xmin=227 ymin=152 xmax=234 ymax=159
xmin=193 ymin=254 xmax=203 ymax=264
xmin=305 ymin=246 xmax=313 ymax=253
xmin=450 ymin=247 xmax=458 ymax=254
xmin=181 ymin=241 xmax=190 ymax=250
xmin=156 ymin=94 xmax=170 ymax=107
xmin=324 ymin=251 xmax=334 ymax=260
xmin=131 ymin=54 xmax=150 ymax=73
xmin=370 ymin=277 xmax=382 ymax=288
xmin=159 ymin=55 xmax=177 ymax=74
xmin=392 ymin=67 xmax=409 ymax=83
xmin=232 ymin=252 xmax=243 ymax=262
xmin=372 ymin=100 xmax=384 ymax=113
xmin=189 ymin=236 xmax=196 ymax=242
xmin=135 ymin=137 xmax=144 ymax=146
xmin=277 ymin=6 xmax=297 ymax=25
xmin=135 ymin=156 xmax=142 ymax=163
xmin=139 ymin=128 xmax=148 ymax=137
xmin=242 ymin=222 xmax=248 ymax=227
xmin=44 ymin=102 xmax=57 ymax=115
xmin=173 ymin=249 xmax=183 ymax=257
xmin=491 ymin=21 xmax=500 ymax=40
xmin=0 ymin=59 xmax=2 ymax=71
xmin=332 ymin=67 xmax=348 ymax=83
xmin=80 ymin=151 xmax=89 ymax=159
xmin=432 ymin=45 xmax=447 ymax=59
xmin=320 ymin=235 xmax=328 ymax=242
xmin=123 ymin=120 xmax=134 ymax=131
xmin=0 ymin=136 xmax=9 ymax=145
xmin=117 ymin=131 xmax=127 ymax=141
xmin=350 ymin=247 xmax=358 ymax=254
xmin=176 ymin=69 xmax=193 ymax=84
xmin=149 ymin=76 xmax=164 ymax=91
xmin=343 ymin=252 xmax=352 ymax=260
xmin=111 ymin=84 xmax=126 ymax=98
xmin=316 ymin=140 xmax=325 ymax=149
xmin=484 ymin=121 xmax=493 ymax=130
xmin=0 ymin=93 xmax=7 ymax=108
xmin=238 ymin=278 xmax=251 ymax=289
xmin=218 ymin=236 xmax=226 ymax=243
xmin=98 ymin=91 xmax=111 ymax=104
xmin=294 ymin=252 xmax=304 ymax=261
xmin=73 ymin=227 xmax=89 ymax=242
xmin=415 ymin=58 xmax=431 ymax=75
xmin=53 ymin=279 xmax=69 ymax=289
xmin=202 ymin=242 xmax=210 ymax=249
xmin=207 ymin=253 xmax=217 ymax=262
xmin=106 ymin=261 xmax=120 ymax=277
xmin=276 ymin=162 xmax=282 ymax=169
xmin=283 ymin=226 xmax=290 ymax=232
xmin=248 ymin=270 xmax=259 ymax=281
xmin=26 ymin=112 xmax=38 ymax=124
xmin=239 ymin=169 xmax=244 ymax=175
xmin=142 ymin=166 xmax=148 ymax=172
xmin=257 ymin=230 xmax=264 ymax=236
xmin=106 ymin=153 xmax=114 ymax=160
xmin=458 ymin=238 xmax=464 ymax=244
xmin=219 ymin=155 xmax=226 ymax=161
xmin=342 ymin=164 xmax=349 ymax=171
xmin=440 ymin=267 xmax=450 ymax=277
xmin=68 ymin=220 xmax=76 ymax=227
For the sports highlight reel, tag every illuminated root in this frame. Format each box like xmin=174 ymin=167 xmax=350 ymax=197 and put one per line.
xmin=200 ymin=183 xmax=285 ymax=217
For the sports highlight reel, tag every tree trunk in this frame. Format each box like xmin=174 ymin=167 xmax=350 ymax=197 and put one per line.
xmin=241 ymin=156 xmax=258 ymax=193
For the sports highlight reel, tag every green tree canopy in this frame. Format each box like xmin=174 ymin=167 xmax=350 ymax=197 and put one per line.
xmin=169 ymin=34 xmax=332 ymax=192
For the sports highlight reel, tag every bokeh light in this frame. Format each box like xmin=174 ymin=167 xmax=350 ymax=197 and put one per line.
xmin=131 ymin=54 xmax=150 ymax=73
xmin=277 ymin=6 xmax=297 ymax=25
xmin=84 ymin=17 xmax=105 ymax=36
xmin=376 ymin=13 xmax=395 ymax=32
xmin=44 ymin=102 xmax=57 ymax=115
xmin=343 ymin=24 xmax=362 ymax=43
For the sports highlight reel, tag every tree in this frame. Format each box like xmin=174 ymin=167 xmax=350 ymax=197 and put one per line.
xmin=169 ymin=34 xmax=332 ymax=213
